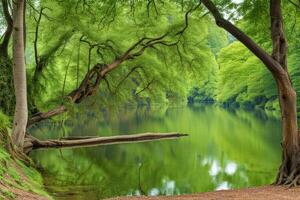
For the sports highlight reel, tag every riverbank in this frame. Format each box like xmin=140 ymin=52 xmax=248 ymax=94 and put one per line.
xmin=0 ymin=130 xmax=51 ymax=199
xmin=109 ymin=186 xmax=300 ymax=200
xmin=0 ymin=148 xmax=50 ymax=199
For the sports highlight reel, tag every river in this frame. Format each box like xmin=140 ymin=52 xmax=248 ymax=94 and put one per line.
xmin=30 ymin=105 xmax=282 ymax=199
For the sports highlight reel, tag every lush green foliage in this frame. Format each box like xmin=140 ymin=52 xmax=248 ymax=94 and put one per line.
xmin=0 ymin=128 xmax=51 ymax=199
xmin=214 ymin=40 xmax=300 ymax=113
xmin=215 ymin=41 xmax=278 ymax=109
xmin=0 ymin=58 xmax=14 ymax=115
xmin=0 ymin=0 xmax=299 ymax=118
xmin=208 ymin=1 xmax=300 ymax=115
xmin=22 ymin=0 xmax=219 ymax=112
xmin=189 ymin=1 xmax=300 ymax=116
xmin=1 ymin=0 xmax=300 ymax=198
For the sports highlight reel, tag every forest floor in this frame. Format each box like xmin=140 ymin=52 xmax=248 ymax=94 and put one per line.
xmin=109 ymin=186 xmax=300 ymax=200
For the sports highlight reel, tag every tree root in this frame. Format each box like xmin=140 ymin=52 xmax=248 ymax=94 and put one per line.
xmin=0 ymin=128 xmax=33 ymax=166
xmin=287 ymin=174 xmax=300 ymax=188
xmin=23 ymin=132 xmax=188 ymax=153
xmin=274 ymin=149 xmax=300 ymax=187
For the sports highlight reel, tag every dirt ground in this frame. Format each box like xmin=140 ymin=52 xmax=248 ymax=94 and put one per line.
xmin=108 ymin=186 xmax=300 ymax=200
xmin=0 ymin=161 xmax=49 ymax=200
xmin=0 ymin=182 xmax=48 ymax=200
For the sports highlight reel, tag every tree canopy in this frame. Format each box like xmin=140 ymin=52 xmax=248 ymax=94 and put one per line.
xmin=1 ymin=0 xmax=300 ymax=197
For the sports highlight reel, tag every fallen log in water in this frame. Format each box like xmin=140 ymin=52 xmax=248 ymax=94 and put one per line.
xmin=24 ymin=132 xmax=188 ymax=153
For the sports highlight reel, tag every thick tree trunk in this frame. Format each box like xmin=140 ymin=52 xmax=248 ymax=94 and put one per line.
xmin=201 ymin=0 xmax=300 ymax=186
xmin=275 ymin=73 xmax=300 ymax=186
xmin=12 ymin=0 xmax=28 ymax=150
xmin=269 ymin=0 xmax=300 ymax=186
xmin=269 ymin=52 xmax=300 ymax=185
xmin=278 ymin=80 xmax=298 ymax=150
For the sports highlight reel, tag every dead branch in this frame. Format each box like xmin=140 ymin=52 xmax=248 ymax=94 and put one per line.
xmin=24 ymin=132 xmax=188 ymax=153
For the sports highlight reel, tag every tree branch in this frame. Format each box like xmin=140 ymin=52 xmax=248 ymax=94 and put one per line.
xmin=136 ymin=79 xmax=155 ymax=95
xmin=0 ymin=0 xmax=13 ymax=58
xmin=147 ymin=0 xmax=159 ymax=17
xmin=28 ymin=105 xmax=67 ymax=127
xmin=201 ymin=0 xmax=285 ymax=77
xmin=288 ymin=0 xmax=300 ymax=9
xmin=33 ymin=8 xmax=45 ymax=67
xmin=175 ymin=1 xmax=202 ymax=36
xmin=28 ymin=33 xmax=173 ymax=127
xmin=270 ymin=0 xmax=288 ymax=71
xmin=113 ymin=65 xmax=143 ymax=94
xmin=27 ymin=1 xmax=53 ymax=20
xmin=103 ymin=76 xmax=112 ymax=93
xmin=27 ymin=2 xmax=217 ymax=127
xmin=31 ymin=31 xmax=74 ymax=101
xmin=24 ymin=132 xmax=188 ymax=153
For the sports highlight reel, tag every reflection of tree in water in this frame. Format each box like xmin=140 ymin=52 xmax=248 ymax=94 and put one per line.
xmin=202 ymin=153 xmax=278 ymax=191
xmin=31 ymin=106 xmax=281 ymax=199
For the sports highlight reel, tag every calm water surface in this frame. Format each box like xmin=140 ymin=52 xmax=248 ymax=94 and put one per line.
xmin=30 ymin=105 xmax=282 ymax=199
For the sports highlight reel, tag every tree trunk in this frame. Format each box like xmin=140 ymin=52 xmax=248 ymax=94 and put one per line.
xmin=201 ymin=0 xmax=300 ymax=186
xmin=0 ymin=0 xmax=13 ymax=58
xmin=12 ymin=0 xmax=28 ymax=150
xmin=269 ymin=0 xmax=300 ymax=186
xmin=275 ymin=74 xmax=300 ymax=186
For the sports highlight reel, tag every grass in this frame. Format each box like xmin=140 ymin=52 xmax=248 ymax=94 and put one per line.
xmin=0 ymin=111 xmax=51 ymax=199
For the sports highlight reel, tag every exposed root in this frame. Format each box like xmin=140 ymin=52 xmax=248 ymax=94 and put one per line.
xmin=274 ymin=147 xmax=300 ymax=187
xmin=0 ymin=128 xmax=33 ymax=166
xmin=275 ymin=163 xmax=287 ymax=185
xmin=283 ymin=168 xmax=297 ymax=185
xmin=287 ymin=174 xmax=300 ymax=188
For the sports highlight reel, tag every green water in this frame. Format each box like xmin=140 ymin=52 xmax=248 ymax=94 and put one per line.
xmin=30 ymin=105 xmax=282 ymax=199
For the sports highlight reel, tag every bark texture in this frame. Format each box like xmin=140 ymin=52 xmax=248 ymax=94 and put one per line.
xmin=12 ymin=0 xmax=28 ymax=150
xmin=23 ymin=133 xmax=188 ymax=153
xmin=270 ymin=0 xmax=300 ymax=186
xmin=201 ymin=0 xmax=299 ymax=186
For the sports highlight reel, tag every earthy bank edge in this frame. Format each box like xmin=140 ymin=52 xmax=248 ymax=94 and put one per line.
xmin=0 ymin=149 xmax=51 ymax=200
xmin=0 ymin=131 xmax=187 ymax=199
xmin=107 ymin=186 xmax=300 ymax=200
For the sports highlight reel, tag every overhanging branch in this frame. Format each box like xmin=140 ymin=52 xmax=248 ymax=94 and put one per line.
xmin=27 ymin=4 xmax=199 ymax=127
xmin=201 ymin=0 xmax=285 ymax=77
xmin=288 ymin=0 xmax=300 ymax=9
xmin=28 ymin=33 xmax=177 ymax=127
xmin=175 ymin=1 xmax=202 ymax=36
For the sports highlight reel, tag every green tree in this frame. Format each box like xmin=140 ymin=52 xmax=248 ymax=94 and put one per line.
xmin=201 ymin=0 xmax=299 ymax=185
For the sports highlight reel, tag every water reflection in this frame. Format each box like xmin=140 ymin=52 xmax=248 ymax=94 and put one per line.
xmin=30 ymin=105 xmax=282 ymax=199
